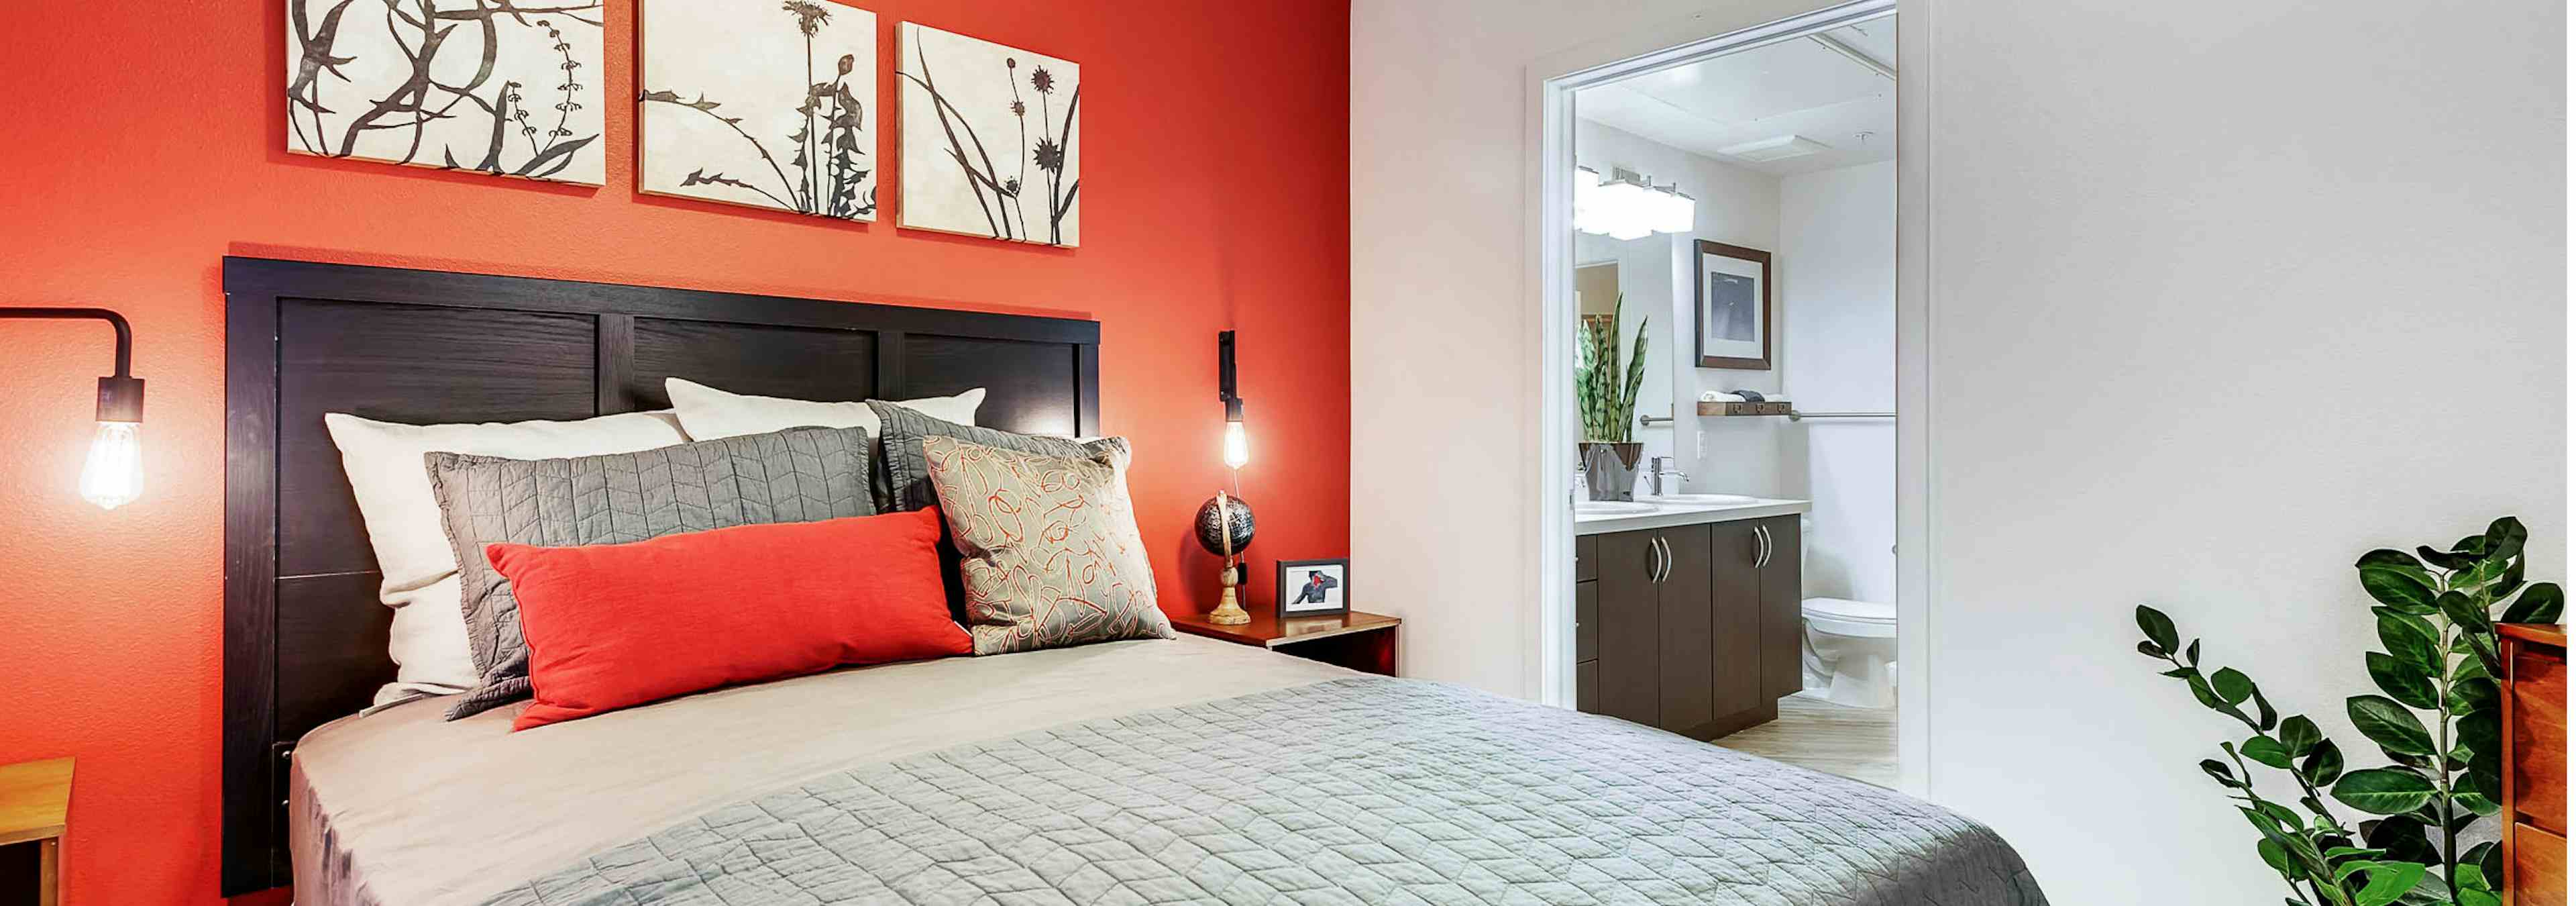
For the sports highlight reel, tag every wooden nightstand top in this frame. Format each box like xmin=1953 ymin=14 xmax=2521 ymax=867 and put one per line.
xmin=1171 ymin=610 xmax=1399 ymax=649
xmin=0 ymin=757 xmax=72 ymax=848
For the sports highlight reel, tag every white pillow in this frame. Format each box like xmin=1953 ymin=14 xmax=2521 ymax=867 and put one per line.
xmin=665 ymin=377 xmax=985 ymax=440
xmin=379 ymin=575 xmax=473 ymax=700
xmin=321 ymin=410 xmax=692 ymax=699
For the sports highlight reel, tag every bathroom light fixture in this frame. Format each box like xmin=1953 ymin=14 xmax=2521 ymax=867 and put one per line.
xmin=1 ymin=307 xmax=146 ymax=509
xmin=1574 ymin=166 xmax=1693 ymax=240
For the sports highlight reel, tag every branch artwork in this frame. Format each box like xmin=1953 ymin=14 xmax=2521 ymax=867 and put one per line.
xmin=639 ymin=0 xmax=877 ymax=219
xmin=286 ymin=0 xmax=605 ymax=184
xmin=896 ymin=22 xmax=1080 ymax=246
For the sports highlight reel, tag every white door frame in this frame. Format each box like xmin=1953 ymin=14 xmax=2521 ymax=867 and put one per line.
xmin=1523 ymin=0 xmax=1931 ymax=797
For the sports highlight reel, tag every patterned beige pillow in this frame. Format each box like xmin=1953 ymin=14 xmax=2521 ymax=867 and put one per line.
xmin=921 ymin=436 xmax=1173 ymax=654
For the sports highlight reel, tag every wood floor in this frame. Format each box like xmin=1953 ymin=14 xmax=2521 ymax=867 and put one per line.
xmin=1713 ymin=695 xmax=1898 ymax=788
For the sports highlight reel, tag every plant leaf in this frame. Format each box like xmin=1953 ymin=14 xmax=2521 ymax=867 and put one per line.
xmin=2332 ymin=768 xmax=2436 ymax=814
xmin=2481 ymin=517 xmax=2528 ymax=565
xmin=2242 ymin=735 xmax=2294 ymax=769
xmin=2361 ymin=814 xmax=2440 ymax=866
xmin=2375 ymin=610 xmax=2444 ymax=674
xmin=2301 ymin=738 xmax=2346 ymax=788
xmin=2366 ymin=652 xmax=2440 ymax=709
xmin=2212 ymin=667 xmax=2256 ymax=706
xmin=2135 ymin=640 xmax=2167 ymax=659
xmin=2136 ymin=605 xmax=2180 ymax=654
xmin=2278 ymin=715 xmax=2324 ymax=757
xmin=2202 ymin=758 xmax=2244 ymax=789
xmin=2501 ymin=582 xmax=2564 ymax=624
xmin=2358 ymin=549 xmax=2439 ymax=611
xmin=2440 ymin=590 xmax=2495 ymax=636
xmin=2419 ymin=544 xmax=2478 ymax=572
xmin=2256 ymin=837 xmax=2296 ymax=878
xmin=2352 ymin=860 xmax=2428 ymax=906
xmin=2348 ymin=695 xmax=2438 ymax=756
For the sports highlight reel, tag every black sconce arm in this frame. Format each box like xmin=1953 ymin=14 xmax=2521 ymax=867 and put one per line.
xmin=1 ymin=307 xmax=143 ymax=421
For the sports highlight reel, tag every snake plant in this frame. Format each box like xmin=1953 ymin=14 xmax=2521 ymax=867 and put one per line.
xmin=2132 ymin=516 xmax=2563 ymax=906
xmin=1576 ymin=293 xmax=1648 ymax=444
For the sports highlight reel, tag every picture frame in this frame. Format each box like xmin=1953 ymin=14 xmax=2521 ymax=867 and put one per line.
xmin=1276 ymin=558 xmax=1350 ymax=619
xmin=1694 ymin=240 xmax=1773 ymax=370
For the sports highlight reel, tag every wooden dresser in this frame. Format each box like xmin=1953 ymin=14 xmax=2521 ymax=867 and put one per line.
xmin=2504 ymin=623 xmax=2566 ymax=906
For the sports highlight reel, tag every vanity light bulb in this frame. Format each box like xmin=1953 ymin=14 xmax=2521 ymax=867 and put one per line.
xmin=80 ymin=420 xmax=142 ymax=510
xmin=1222 ymin=421 xmax=1249 ymax=470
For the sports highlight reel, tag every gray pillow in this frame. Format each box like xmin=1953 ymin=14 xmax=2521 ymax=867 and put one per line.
xmin=868 ymin=401 xmax=1116 ymax=513
xmin=428 ymin=425 xmax=876 ymax=720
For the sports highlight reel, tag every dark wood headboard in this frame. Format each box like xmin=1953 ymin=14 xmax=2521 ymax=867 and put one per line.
xmin=219 ymin=256 xmax=1100 ymax=895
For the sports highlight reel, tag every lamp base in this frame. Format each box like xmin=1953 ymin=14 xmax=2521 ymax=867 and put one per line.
xmin=1208 ymin=566 xmax=1252 ymax=625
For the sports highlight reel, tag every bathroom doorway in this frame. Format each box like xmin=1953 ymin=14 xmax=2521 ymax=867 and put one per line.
xmin=1535 ymin=0 xmax=1910 ymax=791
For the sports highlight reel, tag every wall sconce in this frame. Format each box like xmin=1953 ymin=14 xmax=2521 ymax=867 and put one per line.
xmin=3 ymin=308 xmax=144 ymax=509
xmin=1218 ymin=330 xmax=1248 ymax=470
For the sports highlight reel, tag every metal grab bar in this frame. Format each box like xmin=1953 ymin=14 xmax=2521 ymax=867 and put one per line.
xmin=1787 ymin=411 xmax=1894 ymax=421
xmin=1639 ymin=413 xmax=1678 ymax=426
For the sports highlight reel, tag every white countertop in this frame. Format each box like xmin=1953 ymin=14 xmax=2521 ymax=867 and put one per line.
xmin=1573 ymin=495 xmax=1811 ymax=536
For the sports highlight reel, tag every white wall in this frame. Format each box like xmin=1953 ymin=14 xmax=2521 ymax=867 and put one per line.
xmin=1918 ymin=2 xmax=2563 ymax=901
xmin=1574 ymin=118 xmax=1783 ymax=495
xmin=1352 ymin=1 xmax=2566 ymax=903
xmin=1779 ymin=160 xmax=1894 ymax=603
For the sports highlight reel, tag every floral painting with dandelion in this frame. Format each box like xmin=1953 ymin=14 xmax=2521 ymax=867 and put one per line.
xmin=639 ymin=0 xmax=876 ymax=219
xmin=896 ymin=22 xmax=1080 ymax=246
xmin=285 ymin=0 xmax=604 ymax=184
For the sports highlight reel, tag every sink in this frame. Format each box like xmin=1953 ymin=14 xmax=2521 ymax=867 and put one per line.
xmin=1642 ymin=493 xmax=1759 ymax=505
xmin=1574 ymin=501 xmax=1658 ymax=516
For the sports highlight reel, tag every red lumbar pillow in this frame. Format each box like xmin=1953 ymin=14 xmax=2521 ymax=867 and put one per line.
xmin=484 ymin=507 xmax=970 ymax=731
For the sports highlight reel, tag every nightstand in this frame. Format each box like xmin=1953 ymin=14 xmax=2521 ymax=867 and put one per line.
xmin=0 ymin=758 xmax=70 ymax=906
xmin=1170 ymin=610 xmax=1401 ymax=676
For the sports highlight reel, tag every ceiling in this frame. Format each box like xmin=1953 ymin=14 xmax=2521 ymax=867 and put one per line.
xmin=1576 ymin=18 xmax=1895 ymax=177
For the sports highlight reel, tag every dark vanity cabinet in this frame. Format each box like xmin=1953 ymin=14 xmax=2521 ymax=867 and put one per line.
xmin=1574 ymin=515 xmax=1802 ymax=739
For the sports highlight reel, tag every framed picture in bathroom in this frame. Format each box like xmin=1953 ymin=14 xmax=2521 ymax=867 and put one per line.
xmin=1277 ymin=558 xmax=1351 ymax=619
xmin=1695 ymin=240 xmax=1772 ymax=370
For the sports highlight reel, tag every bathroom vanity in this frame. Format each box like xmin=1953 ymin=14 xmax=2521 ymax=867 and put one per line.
xmin=1574 ymin=496 xmax=1809 ymax=739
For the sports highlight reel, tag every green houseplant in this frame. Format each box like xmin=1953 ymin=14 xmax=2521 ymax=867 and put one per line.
xmin=2132 ymin=516 xmax=2563 ymax=906
xmin=1574 ymin=294 xmax=1648 ymax=500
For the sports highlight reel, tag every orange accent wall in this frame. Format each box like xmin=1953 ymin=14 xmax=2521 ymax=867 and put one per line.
xmin=0 ymin=0 xmax=1347 ymax=901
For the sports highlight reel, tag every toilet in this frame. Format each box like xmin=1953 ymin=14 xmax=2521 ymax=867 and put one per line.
xmin=1801 ymin=596 xmax=1896 ymax=708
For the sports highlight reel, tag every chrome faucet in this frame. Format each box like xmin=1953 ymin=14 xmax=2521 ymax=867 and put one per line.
xmin=1648 ymin=456 xmax=1688 ymax=497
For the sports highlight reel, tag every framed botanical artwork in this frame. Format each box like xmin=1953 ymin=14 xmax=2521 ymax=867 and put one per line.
xmin=895 ymin=22 xmax=1081 ymax=246
xmin=639 ymin=0 xmax=878 ymax=220
xmin=1695 ymin=240 xmax=1772 ymax=370
xmin=285 ymin=0 xmax=605 ymax=184
xmin=1277 ymin=558 xmax=1350 ymax=619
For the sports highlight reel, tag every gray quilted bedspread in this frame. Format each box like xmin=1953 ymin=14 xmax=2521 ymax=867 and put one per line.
xmin=479 ymin=678 xmax=2046 ymax=906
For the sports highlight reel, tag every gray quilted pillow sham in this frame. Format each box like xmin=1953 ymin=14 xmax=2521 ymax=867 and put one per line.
xmin=427 ymin=425 xmax=877 ymax=720
xmin=867 ymin=401 xmax=1116 ymax=513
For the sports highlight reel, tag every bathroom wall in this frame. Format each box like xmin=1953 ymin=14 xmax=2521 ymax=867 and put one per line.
xmin=1572 ymin=118 xmax=1781 ymax=497
xmin=1778 ymin=160 xmax=1895 ymax=603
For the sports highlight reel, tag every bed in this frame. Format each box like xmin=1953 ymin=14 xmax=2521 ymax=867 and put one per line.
xmin=223 ymin=258 xmax=2045 ymax=905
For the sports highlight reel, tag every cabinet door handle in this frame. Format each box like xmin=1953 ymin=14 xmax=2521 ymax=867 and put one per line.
xmin=1645 ymin=536 xmax=1662 ymax=583
xmin=1651 ymin=536 xmax=1667 ymax=583
xmin=1755 ymin=525 xmax=1772 ymax=568
xmin=1656 ymin=536 xmax=1672 ymax=583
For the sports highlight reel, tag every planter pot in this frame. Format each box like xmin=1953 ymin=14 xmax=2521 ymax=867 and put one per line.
xmin=1580 ymin=442 xmax=1644 ymax=501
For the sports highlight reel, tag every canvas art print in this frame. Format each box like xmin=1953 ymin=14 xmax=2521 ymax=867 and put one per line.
xmin=641 ymin=0 xmax=877 ymax=220
xmin=896 ymin=23 xmax=1080 ymax=246
xmin=286 ymin=0 xmax=605 ymax=184
xmin=1695 ymin=240 xmax=1774 ymax=369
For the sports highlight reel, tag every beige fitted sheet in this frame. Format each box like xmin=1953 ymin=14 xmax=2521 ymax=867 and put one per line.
xmin=290 ymin=636 xmax=1356 ymax=906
